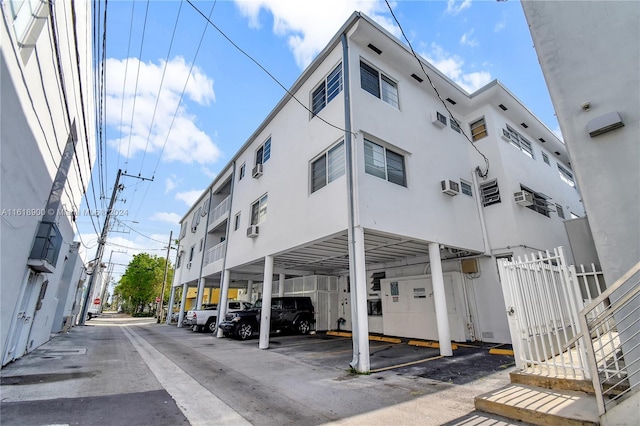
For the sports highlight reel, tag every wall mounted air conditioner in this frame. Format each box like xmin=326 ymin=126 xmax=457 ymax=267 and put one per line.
xmin=431 ymin=111 xmax=447 ymax=128
xmin=514 ymin=190 xmax=533 ymax=206
xmin=186 ymin=261 xmax=192 ymax=269
xmin=252 ymin=164 xmax=263 ymax=178
xmin=441 ymin=179 xmax=460 ymax=196
xmin=246 ymin=225 xmax=259 ymax=238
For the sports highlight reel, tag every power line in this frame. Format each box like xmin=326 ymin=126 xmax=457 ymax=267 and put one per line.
xmin=124 ymin=0 xmax=151 ymax=171
xmin=185 ymin=0 xmax=356 ymax=138
xmin=383 ymin=0 xmax=490 ymax=178
xmin=137 ymin=0 xmax=184 ymax=176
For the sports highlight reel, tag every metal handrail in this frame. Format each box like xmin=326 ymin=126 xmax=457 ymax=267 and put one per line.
xmin=578 ymin=261 xmax=640 ymax=415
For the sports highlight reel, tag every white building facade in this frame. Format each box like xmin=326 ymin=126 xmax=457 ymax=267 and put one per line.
xmin=522 ymin=2 xmax=639 ymax=422
xmin=1 ymin=1 xmax=95 ymax=366
xmin=172 ymin=13 xmax=584 ymax=372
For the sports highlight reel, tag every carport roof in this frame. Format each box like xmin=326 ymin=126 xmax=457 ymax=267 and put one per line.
xmin=230 ymin=229 xmax=481 ymax=280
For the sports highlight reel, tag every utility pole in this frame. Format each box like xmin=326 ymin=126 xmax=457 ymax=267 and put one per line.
xmin=157 ymin=231 xmax=173 ymax=323
xmin=79 ymin=169 xmax=123 ymax=325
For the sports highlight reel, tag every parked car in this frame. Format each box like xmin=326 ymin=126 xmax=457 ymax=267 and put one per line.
xmin=219 ymin=297 xmax=315 ymax=340
xmin=186 ymin=301 xmax=253 ymax=332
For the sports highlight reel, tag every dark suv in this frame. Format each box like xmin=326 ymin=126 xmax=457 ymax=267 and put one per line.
xmin=219 ymin=297 xmax=315 ymax=340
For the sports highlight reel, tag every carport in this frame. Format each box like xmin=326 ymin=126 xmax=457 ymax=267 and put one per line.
xmin=215 ymin=228 xmax=483 ymax=373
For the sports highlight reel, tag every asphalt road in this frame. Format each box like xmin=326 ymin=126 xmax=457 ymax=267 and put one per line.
xmin=0 ymin=314 xmax=527 ymax=426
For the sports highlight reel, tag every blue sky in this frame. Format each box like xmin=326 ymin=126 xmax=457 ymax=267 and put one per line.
xmin=78 ymin=0 xmax=557 ymax=282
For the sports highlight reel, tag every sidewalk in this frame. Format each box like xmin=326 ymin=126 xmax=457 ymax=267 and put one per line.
xmin=1 ymin=314 xmax=528 ymax=425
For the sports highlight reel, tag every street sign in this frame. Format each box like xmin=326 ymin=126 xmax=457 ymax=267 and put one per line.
xmin=93 ymin=298 xmax=101 ymax=305
xmin=156 ymin=297 xmax=161 ymax=303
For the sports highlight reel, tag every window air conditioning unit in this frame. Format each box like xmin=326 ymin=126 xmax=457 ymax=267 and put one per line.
xmin=441 ymin=179 xmax=460 ymax=196
xmin=431 ymin=111 xmax=447 ymax=128
xmin=514 ymin=190 xmax=534 ymax=207
xmin=246 ymin=225 xmax=259 ymax=238
xmin=186 ymin=261 xmax=192 ymax=269
xmin=501 ymin=128 xmax=512 ymax=142
xmin=252 ymin=164 xmax=263 ymax=178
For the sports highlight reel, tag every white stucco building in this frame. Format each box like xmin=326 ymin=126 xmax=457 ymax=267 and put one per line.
xmin=1 ymin=1 xmax=95 ymax=366
xmin=522 ymin=2 xmax=639 ymax=422
xmin=171 ymin=12 xmax=584 ymax=372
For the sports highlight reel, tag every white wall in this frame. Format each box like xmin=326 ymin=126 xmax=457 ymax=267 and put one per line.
xmin=1 ymin=0 xmax=94 ymax=364
xmin=521 ymin=1 xmax=639 ymax=284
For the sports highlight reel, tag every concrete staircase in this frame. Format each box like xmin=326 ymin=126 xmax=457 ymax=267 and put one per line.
xmin=474 ymin=371 xmax=600 ymax=425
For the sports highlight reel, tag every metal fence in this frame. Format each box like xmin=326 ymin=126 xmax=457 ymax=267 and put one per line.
xmin=498 ymin=247 xmax=605 ymax=379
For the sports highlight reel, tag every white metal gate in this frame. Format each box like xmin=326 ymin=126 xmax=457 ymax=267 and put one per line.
xmin=498 ymin=247 xmax=605 ymax=379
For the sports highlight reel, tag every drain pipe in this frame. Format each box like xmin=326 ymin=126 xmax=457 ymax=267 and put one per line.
xmin=217 ymin=162 xmax=236 ymax=337
xmin=342 ymin=30 xmax=370 ymax=373
xmin=195 ymin=186 xmax=214 ymax=308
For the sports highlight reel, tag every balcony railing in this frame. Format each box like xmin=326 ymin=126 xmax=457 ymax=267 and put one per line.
xmin=28 ymin=221 xmax=62 ymax=272
xmin=204 ymin=240 xmax=226 ymax=266
xmin=210 ymin=195 xmax=230 ymax=224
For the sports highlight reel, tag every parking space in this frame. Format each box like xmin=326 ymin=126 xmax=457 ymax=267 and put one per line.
xmin=220 ymin=331 xmax=515 ymax=384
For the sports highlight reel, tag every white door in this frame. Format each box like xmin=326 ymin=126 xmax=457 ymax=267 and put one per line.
xmin=3 ymin=272 xmax=40 ymax=365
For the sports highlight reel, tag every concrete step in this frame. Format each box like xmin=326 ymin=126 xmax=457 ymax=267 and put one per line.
xmin=474 ymin=383 xmax=599 ymax=426
xmin=510 ymin=371 xmax=595 ymax=394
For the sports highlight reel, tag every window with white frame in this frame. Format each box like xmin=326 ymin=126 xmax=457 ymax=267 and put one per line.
xmin=179 ymin=221 xmax=187 ymax=238
xmin=556 ymin=204 xmax=565 ymax=219
xmin=199 ymin=238 xmax=204 ymax=252
xmin=311 ymin=63 xmax=343 ymax=116
xmin=504 ymin=125 xmax=534 ymax=159
xmin=234 ymin=212 xmax=241 ymax=231
xmin=189 ymin=245 xmax=195 ymax=262
xmin=239 ymin=163 xmax=246 ymax=180
xmin=364 ymin=138 xmax=406 ymax=186
xmin=460 ymin=180 xmax=473 ymax=196
xmin=470 ymin=118 xmax=488 ymax=141
xmin=191 ymin=208 xmax=201 ymax=232
xmin=479 ymin=179 xmax=500 ymax=206
xmin=9 ymin=0 xmax=44 ymax=42
xmin=256 ymin=138 xmax=271 ymax=165
xmin=557 ymin=164 xmax=575 ymax=187
xmin=311 ymin=141 xmax=345 ymax=193
xmin=250 ymin=194 xmax=268 ymax=225
xmin=360 ymin=61 xmax=399 ymax=108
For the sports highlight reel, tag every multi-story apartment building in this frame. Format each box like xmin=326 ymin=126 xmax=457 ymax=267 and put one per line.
xmin=1 ymin=1 xmax=94 ymax=366
xmin=171 ymin=12 xmax=583 ymax=372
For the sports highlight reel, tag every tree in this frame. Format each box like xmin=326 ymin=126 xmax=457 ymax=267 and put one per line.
xmin=115 ymin=253 xmax=173 ymax=314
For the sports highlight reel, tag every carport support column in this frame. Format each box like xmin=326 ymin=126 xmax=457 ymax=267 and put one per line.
xmin=349 ymin=225 xmax=370 ymax=373
xmin=166 ymin=286 xmax=176 ymax=325
xmin=177 ymin=283 xmax=188 ymax=328
xmin=428 ymin=242 xmax=453 ymax=356
xmin=216 ymin=270 xmax=231 ymax=337
xmin=246 ymin=280 xmax=253 ymax=303
xmin=259 ymin=255 xmax=274 ymax=349
xmin=196 ymin=278 xmax=205 ymax=309
xmin=278 ymin=273 xmax=285 ymax=297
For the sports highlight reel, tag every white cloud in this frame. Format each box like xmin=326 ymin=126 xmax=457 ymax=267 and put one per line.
xmin=494 ymin=17 xmax=506 ymax=33
xmin=165 ymin=175 xmax=179 ymax=194
xmin=151 ymin=212 xmax=182 ymax=224
xmin=423 ymin=42 xmax=491 ymax=93
xmin=460 ymin=29 xmax=478 ymax=47
xmin=105 ymin=56 xmax=221 ymax=165
xmin=234 ymin=0 xmax=401 ymax=69
xmin=446 ymin=0 xmax=472 ymax=15
xmin=175 ymin=189 xmax=204 ymax=207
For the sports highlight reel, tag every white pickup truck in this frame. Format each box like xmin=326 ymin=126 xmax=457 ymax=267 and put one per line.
xmin=185 ymin=300 xmax=252 ymax=332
